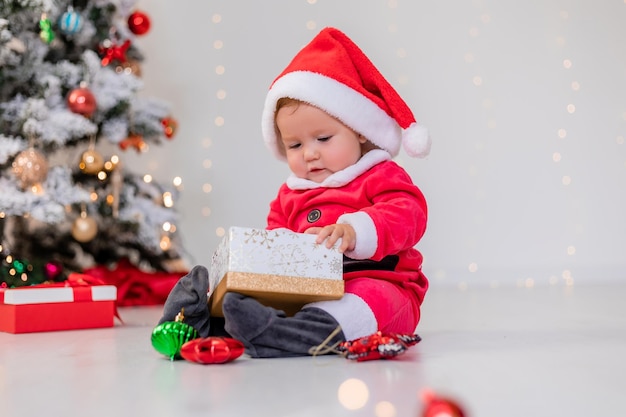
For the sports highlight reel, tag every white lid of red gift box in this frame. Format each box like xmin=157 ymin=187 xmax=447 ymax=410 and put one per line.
xmin=0 ymin=285 xmax=117 ymax=305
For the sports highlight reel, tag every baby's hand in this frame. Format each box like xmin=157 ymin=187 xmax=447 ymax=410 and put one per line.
xmin=304 ymin=224 xmax=356 ymax=253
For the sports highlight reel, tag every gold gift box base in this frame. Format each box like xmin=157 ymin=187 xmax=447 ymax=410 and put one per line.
xmin=209 ymin=272 xmax=344 ymax=317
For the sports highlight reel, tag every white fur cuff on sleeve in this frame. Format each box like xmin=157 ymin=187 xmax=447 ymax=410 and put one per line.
xmin=338 ymin=211 xmax=377 ymax=259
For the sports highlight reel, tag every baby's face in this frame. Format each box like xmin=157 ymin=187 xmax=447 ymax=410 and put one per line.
xmin=276 ymin=103 xmax=366 ymax=183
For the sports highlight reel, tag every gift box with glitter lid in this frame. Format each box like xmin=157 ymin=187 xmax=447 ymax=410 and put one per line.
xmin=0 ymin=279 xmax=118 ymax=334
xmin=208 ymin=227 xmax=344 ymax=316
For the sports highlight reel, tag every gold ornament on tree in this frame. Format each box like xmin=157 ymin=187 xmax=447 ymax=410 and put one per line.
xmin=79 ymin=137 xmax=104 ymax=175
xmin=72 ymin=204 xmax=98 ymax=243
xmin=12 ymin=147 xmax=49 ymax=190
xmin=79 ymin=149 xmax=104 ymax=174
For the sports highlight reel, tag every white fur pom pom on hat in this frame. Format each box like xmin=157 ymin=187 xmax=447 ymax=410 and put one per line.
xmin=402 ymin=123 xmax=431 ymax=158
xmin=261 ymin=27 xmax=430 ymax=161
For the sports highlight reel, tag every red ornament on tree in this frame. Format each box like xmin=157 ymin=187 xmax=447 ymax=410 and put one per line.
xmin=67 ymin=84 xmax=96 ymax=117
xmin=161 ymin=116 xmax=178 ymax=138
xmin=99 ymin=39 xmax=131 ymax=66
xmin=44 ymin=261 xmax=63 ymax=280
xmin=119 ymin=134 xmax=147 ymax=152
xmin=180 ymin=337 xmax=245 ymax=364
xmin=420 ymin=389 xmax=467 ymax=417
xmin=128 ymin=11 xmax=151 ymax=35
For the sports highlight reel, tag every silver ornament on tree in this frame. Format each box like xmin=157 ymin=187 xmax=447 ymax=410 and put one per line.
xmin=12 ymin=147 xmax=49 ymax=190
xmin=72 ymin=204 xmax=98 ymax=243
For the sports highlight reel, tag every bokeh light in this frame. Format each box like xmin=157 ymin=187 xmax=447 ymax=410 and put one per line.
xmin=338 ymin=378 xmax=369 ymax=410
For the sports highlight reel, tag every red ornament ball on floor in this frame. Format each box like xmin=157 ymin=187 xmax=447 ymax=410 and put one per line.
xmin=180 ymin=337 xmax=245 ymax=364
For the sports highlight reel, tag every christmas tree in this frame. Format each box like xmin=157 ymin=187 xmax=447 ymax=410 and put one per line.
xmin=0 ymin=0 xmax=188 ymax=288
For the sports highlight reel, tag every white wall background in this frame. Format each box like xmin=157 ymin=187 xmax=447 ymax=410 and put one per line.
xmin=124 ymin=0 xmax=626 ymax=288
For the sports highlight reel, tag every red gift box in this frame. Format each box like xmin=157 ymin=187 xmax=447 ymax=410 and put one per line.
xmin=0 ymin=284 xmax=118 ymax=334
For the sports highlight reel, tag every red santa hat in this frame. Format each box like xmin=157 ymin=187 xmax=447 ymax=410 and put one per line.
xmin=261 ymin=27 xmax=431 ymax=161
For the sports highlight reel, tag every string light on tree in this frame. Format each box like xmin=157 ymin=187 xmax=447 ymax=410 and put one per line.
xmin=1 ymin=253 xmax=36 ymax=286
xmin=160 ymin=234 xmax=172 ymax=251
xmin=162 ymin=192 xmax=174 ymax=208
xmin=115 ymin=59 xmax=142 ymax=76
xmin=160 ymin=222 xmax=176 ymax=251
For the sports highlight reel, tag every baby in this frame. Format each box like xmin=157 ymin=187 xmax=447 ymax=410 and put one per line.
xmin=159 ymin=27 xmax=431 ymax=358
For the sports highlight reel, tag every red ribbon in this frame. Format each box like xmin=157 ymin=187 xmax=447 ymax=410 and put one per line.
xmin=82 ymin=258 xmax=186 ymax=307
xmin=66 ymin=272 xmax=124 ymax=324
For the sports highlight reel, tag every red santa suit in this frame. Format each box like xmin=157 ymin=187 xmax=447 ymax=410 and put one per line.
xmin=266 ymin=149 xmax=429 ymax=340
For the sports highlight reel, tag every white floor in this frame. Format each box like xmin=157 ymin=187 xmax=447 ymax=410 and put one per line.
xmin=1 ymin=282 xmax=625 ymax=417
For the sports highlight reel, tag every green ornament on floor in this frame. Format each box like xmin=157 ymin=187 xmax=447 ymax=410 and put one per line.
xmin=151 ymin=308 xmax=199 ymax=360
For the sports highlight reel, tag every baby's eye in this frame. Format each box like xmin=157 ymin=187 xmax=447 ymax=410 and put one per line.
xmin=317 ymin=136 xmax=331 ymax=142
xmin=287 ymin=143 xmax=301 ymax=149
